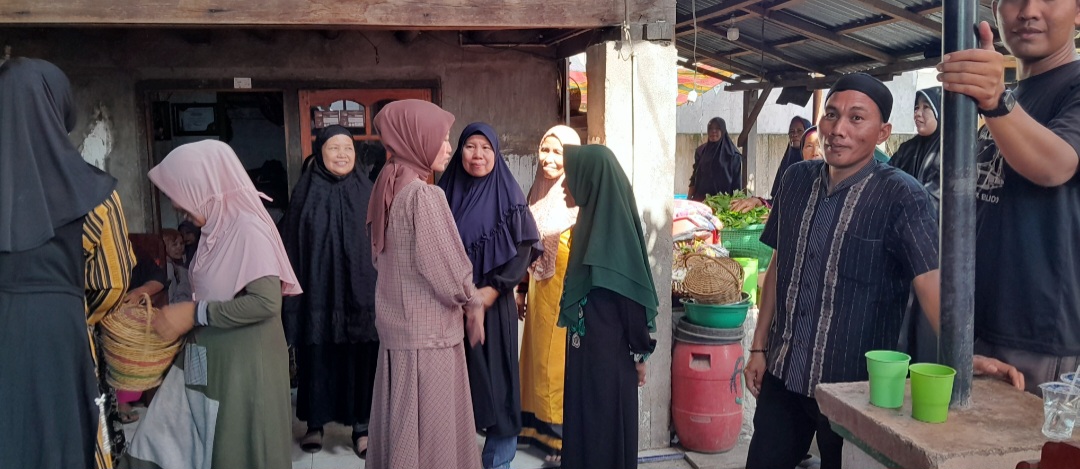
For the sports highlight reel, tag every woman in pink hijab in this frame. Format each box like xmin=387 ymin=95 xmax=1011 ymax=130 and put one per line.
xmin=122 ymin=140 xmax=301 ymax=469
xmin=364 ymin=99 xmax=485 ymax=469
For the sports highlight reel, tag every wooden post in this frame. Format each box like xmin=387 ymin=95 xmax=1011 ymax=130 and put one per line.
xmin=813 ymin=89 xmax=824 ymax=125
xmin=739 ymin=86 xmax=773 ymax=189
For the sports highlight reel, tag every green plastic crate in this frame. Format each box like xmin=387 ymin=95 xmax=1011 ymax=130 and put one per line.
xmin=721 ymin=224 xmax=772 ymax=271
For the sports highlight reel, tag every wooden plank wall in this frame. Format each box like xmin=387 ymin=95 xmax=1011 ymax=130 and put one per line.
xmin=0 ymin=0 xmax=673 ymax=29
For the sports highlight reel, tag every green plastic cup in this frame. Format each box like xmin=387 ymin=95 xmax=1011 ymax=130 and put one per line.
xmin=865 ymin=350 xmax=911 ymax=408
xmin=909 ymin=363 xmax=956 ymax=423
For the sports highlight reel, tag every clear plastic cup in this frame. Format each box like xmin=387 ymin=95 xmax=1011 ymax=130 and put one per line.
xmin=1038 ymin=382 xmax=1080 ymax=441
xmin=1061 ymin=372 xmax=1077 ymax=386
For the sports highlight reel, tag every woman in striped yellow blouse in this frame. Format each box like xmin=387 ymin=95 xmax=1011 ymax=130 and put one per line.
xmin=84 ymin=190 xmax=137 ymax=468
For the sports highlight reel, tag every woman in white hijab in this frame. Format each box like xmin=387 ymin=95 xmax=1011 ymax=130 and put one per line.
xmin=517 ymin=125 xmax=581 ymax=463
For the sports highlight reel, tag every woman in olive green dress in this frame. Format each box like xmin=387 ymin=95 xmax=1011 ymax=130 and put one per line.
xmin=121 ymin=140 xmax=302 ymax=469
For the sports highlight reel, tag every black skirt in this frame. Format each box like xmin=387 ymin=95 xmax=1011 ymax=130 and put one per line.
xmin=295 ymin=341 xmax=380 ymax=429
xmin=562 ymin=288 xmax=653 ymax=469
xmin=465 ymin=291 xmax=522 ymax=437
xmin=0 ymin=221 xmax=99 ymax=469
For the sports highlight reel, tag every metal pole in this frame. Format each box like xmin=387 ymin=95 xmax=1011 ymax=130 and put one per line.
xmin=565 ymin=58 xmax=572 ymax=125
xmin=941 ymin=0 xmax=978 ymax=408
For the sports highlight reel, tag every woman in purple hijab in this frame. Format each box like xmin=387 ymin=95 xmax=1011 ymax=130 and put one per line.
xmin=438 ymin=122 xmax=541 ymax=469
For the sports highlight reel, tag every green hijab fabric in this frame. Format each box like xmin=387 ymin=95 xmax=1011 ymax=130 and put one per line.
xmin=559 ymin=144 xmax=659 ymax=331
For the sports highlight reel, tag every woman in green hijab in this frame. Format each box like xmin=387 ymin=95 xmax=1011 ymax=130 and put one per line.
xmin=558 ymin=144 xmax=657 ymax=469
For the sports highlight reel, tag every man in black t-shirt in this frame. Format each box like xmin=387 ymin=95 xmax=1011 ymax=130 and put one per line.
xmin=938 ymin=0 xmax=1080 ymax=393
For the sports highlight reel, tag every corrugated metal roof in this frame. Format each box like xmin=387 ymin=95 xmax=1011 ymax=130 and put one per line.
xmin=674 ymin=0 xmax=1001 ymax=89
xmin=676 ymin=0 xmax=729 ymax=15
xmin=850 ymin=21 xmax=937 ymax=51
xmin=783 ymin=0 xmax=883 ymax=29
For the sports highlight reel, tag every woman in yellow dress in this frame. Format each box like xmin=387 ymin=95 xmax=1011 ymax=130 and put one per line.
xmin=517 ymin=125 xmax=580 ymax=463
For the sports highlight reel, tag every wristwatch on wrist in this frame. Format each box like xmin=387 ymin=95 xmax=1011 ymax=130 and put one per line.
xmin=979 ymin=89 xmax=1015 ymax=118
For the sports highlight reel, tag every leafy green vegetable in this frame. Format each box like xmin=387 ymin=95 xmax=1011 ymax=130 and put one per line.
xmin=702 ymin=190 xmax=770 ymax=230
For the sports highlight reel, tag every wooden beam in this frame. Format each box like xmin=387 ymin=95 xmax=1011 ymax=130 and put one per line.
xmin=675 ymin=0 xmax=760 ymax=29
xmin=544 ymin=29 xmax=591 ymax=46
xmin=674 ymin=0 xmax=804 ymax=37
xmin=835 ymin=2 xmax=943 ymax=34
xmin=682 ymin=47 xmax=766 ymax=79
xmin=725 ymin=56 xmax=939 ymax=91
xmin=555 ymin=28 xmax=615 ymax=59
xmin=675 ymin=12 xmax=749 ymax=38
xmin=742 ymin=5 xmax=897 ymax=63
xmin=851 ymin=0 xmax=942 ymax=36
xmin=812 ymin=88 xmax=824 ymax=124
xmin=0 ymin=0 xmax=663 ymax=29
xmin=698 ymin=23 xmax=832 ymax=74
xmin=738 ymin=86 xmax=773 ymax=150
xmin=676 ymin=59 xmax=744 ymax=84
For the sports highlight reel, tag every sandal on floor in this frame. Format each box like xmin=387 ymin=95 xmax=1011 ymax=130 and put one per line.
xmin=353 ymin=435 xmax=368 ymax=459
xmin=300 ymin=429 xmax=323 ymax=453
xmin=544 ymin=450 xmax=562 ymax=465
xmin=118 ymin=409 xmax=140 ymax=424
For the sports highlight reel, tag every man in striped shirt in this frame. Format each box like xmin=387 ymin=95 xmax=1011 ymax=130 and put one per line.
xmin=743 ymin=73 xmax=942 ymax=469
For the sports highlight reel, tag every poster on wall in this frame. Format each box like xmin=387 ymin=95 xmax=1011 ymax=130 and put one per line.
xmin=314 ymin=110 xmax=342 ymax=128
xmin=172 ymin=103 xmax=220 ymax=136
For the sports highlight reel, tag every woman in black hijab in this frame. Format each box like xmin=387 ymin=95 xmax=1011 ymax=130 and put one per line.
xmin=771 ymin=116 xmax=812 ymax=198
xmin=281 ymin=125 xmax=379 ymax=458
xmin=0 ymin=58 xmax=121 ymax=469
xmin=891 ymin=86 xmax=942 ymax=365
xmin=732 ymin=116 xmax=812 ymax=212
xmin=890 ymin=86 xmax=941 ymax=209
xmin=687 ymin=117 xmax=744 ymax=201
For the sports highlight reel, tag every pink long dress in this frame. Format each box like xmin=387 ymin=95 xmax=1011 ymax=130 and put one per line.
xmin=366 ymin=179 xmax=482 ymax=469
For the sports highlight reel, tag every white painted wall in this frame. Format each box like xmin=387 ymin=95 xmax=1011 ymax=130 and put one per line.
xmin=676 ymin=86 xmax=745 ymax=135
xmin=79 ymin=107 xmax=113 ymax=170
xmin=674 ymin=70 xmax=930 ymax=197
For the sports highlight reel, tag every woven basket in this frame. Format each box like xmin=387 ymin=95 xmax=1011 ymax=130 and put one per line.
xmin=680 ymin=254 xmax=744 ymax=305
xmin=100 ymin=294 xmax=183 ymax=391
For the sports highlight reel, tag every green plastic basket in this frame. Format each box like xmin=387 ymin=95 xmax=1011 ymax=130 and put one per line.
xmin=721 ymin=224 xmax=772 ymax=271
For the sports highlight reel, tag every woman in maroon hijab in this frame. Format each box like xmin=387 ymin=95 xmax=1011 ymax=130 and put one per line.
xmin=365 ymin=100 xmax=486 ymax=469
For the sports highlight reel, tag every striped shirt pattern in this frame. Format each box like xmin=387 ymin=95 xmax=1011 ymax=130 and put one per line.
xmin=83 ymin=190 xmax=136 ymax=325
xmin=761 ymin=160 xmax=938 ymax=397
xmin=81 ymin=190 xmax=136 ymax=469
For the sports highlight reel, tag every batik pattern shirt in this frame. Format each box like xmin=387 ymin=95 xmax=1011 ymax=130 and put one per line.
xmin=761 ymin=160 xmax=938 ymax=397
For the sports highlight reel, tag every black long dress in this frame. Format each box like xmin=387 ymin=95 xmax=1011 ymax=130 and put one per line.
xmin=281 ymin=128 xmax=379 ymax=432
xmin=688 ymin=137 xmax=744 ymax=201
xmin=563 ymin=288 xmax=655 ymax=469
xmin=0 ymin=219 xmax=99 ymax=469
xmin=466 ymin=243 xmax=534 ymax=438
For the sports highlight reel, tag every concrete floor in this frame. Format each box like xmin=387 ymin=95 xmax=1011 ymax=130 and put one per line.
xmin=120 ymin=385 xmax=817 ymax=469
xmin=120 ymin=394 xmax=696 ymax=469
xmin=122 ymin=405 xmax=826 ymax=469
xmin=122 ymin=405 xmax=822 ymax=469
